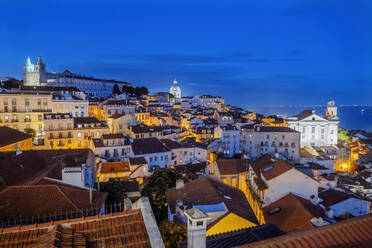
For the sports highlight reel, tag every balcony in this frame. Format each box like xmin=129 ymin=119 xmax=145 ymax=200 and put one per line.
xmin=11 ymin=119 xmax=19 ymax=123
xmin=32 ymin=109 xmax=52 ymax=112
xmin=24 ymin=119 xmax=31 ymax=122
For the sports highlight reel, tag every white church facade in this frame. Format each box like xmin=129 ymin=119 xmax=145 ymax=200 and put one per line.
xmin=169 ymin=79 xmax=181 ymax=98
xmin=288 ymin=99 xmax=339 ymax=147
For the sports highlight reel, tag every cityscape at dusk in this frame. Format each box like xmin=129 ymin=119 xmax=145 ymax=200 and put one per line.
xmin=1 ymin=1 xmax=372 ymax=248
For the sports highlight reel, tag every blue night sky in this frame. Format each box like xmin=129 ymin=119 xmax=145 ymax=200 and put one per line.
xmin=1 ymin=0 xmax=371 ymax=108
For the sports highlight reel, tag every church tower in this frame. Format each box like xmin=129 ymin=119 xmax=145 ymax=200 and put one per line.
xmin=23 ymin=56 xmax=47 ymax=86
xmin=326 ymin=98 xmax=338 ymax=119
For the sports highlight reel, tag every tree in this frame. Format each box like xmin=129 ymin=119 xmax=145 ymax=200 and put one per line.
xmin=99 ymin=179 xmax=126 ymax=205
xmin=112 ymin=84 xmax=121 ymax=95
xmin=141 ymin=168 xmax=184 ymax=223
xmin=122 ymin=85 xmax=131 ymax=98
xmin=24 ymin=128 xmax=36 ymax=138
xmin=160 ymin=221 xmax=187 ymax=248
xmin=338 ymin=127 xmax=352 ymax=144
xmin=1 ymin=78 xmax=21 ymax=89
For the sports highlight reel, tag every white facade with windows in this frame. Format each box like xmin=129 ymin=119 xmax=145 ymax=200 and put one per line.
xmin=240 ymin=126 xmax=300 ymax=161
xmin=213 ymin=125 xmax=240 ymax=157
xmin=288 ymin=100 xmax=339 ymax=148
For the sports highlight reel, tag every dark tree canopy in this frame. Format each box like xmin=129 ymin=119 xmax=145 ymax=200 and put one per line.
xmin=141 ymin=168 xmax=183 ymax=223
xmin=160 ymin=221 xmax=187 ymax=248
xmin=1 ymin=78 xmax=21 ymax=89
xmin=112 ymin=84 xmax=121 ymax=95
xmin=24 ymin=128 xmax=36 ymax=138
xmin=99 ymin=179 xmax=126 ymax=205
xmin=121 ymin=85 xmax=149 ymax=97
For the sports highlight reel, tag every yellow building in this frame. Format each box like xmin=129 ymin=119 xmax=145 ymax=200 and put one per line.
xmin=0 ymin=92 xmax=52 ymax=143
xmin=97 ymin=161 xmax=131 ymax=182
xmin=44 ymin=114 xmax=109 ymax=150
xmin=166 ymin=177 xmax=259 ymax=236
xmin=261 ymin=117 xmax=288 ymax=127
xmin=0 ymin=126 xmax=33 ymax=152
xmin=88 ymin=103 xmax=106 ymax=121
xmin=206 ymin=158 xmax=266 ymax=225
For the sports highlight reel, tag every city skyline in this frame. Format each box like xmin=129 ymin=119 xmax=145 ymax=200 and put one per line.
xmin=1 ymin=0 xmax=372 ymax=107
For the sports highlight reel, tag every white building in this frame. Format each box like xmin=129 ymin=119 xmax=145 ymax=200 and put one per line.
xmin=52 ymin=93 xmax=89 ymax=117
xmin=23 ymin=56 xmax=47 ymax=86
xmin=160 ymin=139 xmax=207 ymax=165
xmin=211 ymin=125 xmax=240 ymax=158
xmin=131 ymin=138 xmax=171 ymax=169
xmin=248 ymin=155 xmax=320 ymax=206
xmin=101 ymin=99 xmax=136 ymax=119
xmin=288 ymin=99 xmax=339 ymax=147
xmin=192 ymin=95 xmax=223 ymax=110
xmin=93 ymin=134 xmax=132 ymax=161
xmin=169 ymin=79 xmax=181 ymax=98
xmin=240 ymin=125 xmax=300 ymax=161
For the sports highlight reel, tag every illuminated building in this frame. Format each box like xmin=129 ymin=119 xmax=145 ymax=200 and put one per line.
xmin=240 ymin=125 xmax=300 ymax=161
xmin=44 ymin=114 xmax=109 ymax=149
xmin=0 ymin=126 xmax=33 ymax=152
xmin=288 ymin=99 xmax=339 ymax=147
xmin=166 ymin=177 xmax=259 ymax=236
xmin=93 ymin=133 xmax=132 ymax=161
xmin=169 ymin=79 xmax=181 ymax=98
xmin=23 ymin=56 xmax=47 ymax=86
xmin=0 ymin=92 xmax=52 ymax=143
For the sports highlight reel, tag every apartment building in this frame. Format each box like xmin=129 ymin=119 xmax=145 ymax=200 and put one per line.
xmin=0 ymin=92 xmax=52 ymax=143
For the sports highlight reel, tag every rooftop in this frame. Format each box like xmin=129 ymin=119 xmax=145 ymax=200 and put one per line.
xmin=0 ymin=126 xmax=32 ymax=148
xmin=0 ymin=210 xmax=151 ymax=248
xmin=238 ymin=213 xmax=372 ymax=248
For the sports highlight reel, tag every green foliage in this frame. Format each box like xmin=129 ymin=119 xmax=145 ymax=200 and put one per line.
xmin=99 ymin=179 xmax=126 ymax=205
xmin=338 ymin=127 xmax=352 ymax=144
xmin=141 ymin=168 xmax=183 ymax=223
xmin=121 ymin=85 xmax=149 ymax=97
xmin=1 ymin=78 xmax=21 ymax=89
xmin=112 ymin=84 xmax=121 ymax=95
xmin=160 ymin=221 xmax=187 ymax=248
xmin=24 ymin=128 xmax=36 ymax=138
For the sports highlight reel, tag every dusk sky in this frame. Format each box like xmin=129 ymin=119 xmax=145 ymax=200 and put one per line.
xmin=1 ymin=0 xmax=371 ymax=108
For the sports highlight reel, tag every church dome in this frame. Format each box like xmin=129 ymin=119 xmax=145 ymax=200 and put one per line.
xmin=170 ymin=79 xmax=181 ymax=98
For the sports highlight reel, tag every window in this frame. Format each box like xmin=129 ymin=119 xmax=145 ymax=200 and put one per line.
xmin=25 ymin=106 xmax=30 ymax=112
xmin=312 ymin=127 xmax=315 ymax=133
xmin=77 ymin=132 xmax=81 ymax=138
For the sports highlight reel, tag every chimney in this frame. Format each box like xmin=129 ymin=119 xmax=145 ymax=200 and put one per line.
xmin=89 ymin=186 xmax=93 ymax=205
xmin=326 ymin=207 xmax=334 ymax=219
xmin=184 ymin=208 xmax=210 ymax=248
xmin=176 ymin=179 xmax=184 ymax=189
xmin=310 ymin=194 xmax=318 ymax=205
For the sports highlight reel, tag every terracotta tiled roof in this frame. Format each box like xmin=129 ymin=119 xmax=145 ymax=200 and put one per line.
xmin=237 ymin=213 xmax=372 ymax=248
xmin=0 ymin=149 xmax=93 ymax=191
xmin=251 ymin=154 xmax=273 ymax=176
xmin=100 ymin=161 xmax=130 ymax=173
xmin=262 ymin=193 xmax=324 ymax=232
xmin=216 ymin=159 xmax=250 ymax=175
xmin=318 ymin=189 xmax=353 ymax=207
xmin=260 ymin=160 xmax=293 ymax=181
xmin=109 ymin=113 xmax=126 ymax=119
xmin=295 ymin=110 xmax=314 ymax=120
xmin=166 ymin=177 xmax=258 ymax=226
xmin=0 ymin=184 xmax=107 ymax=220
xmin=129 ymin=157 xmax=148 ymax=166
xmin=102 ymin=133 xmax=124 ymax=139
xmin=0 ymin=210 xmax=151 ymax=248
xmin=0 ymin=126 xmax=31 ymax=148
xmin=131 ymin=138 xmax=170 ymax=155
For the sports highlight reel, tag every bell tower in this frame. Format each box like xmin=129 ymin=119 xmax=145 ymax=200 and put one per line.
xmin=23 ymin=56 xmax=47 ymax=86
xmin=326 ymin=98 xmax=337 ymax=119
